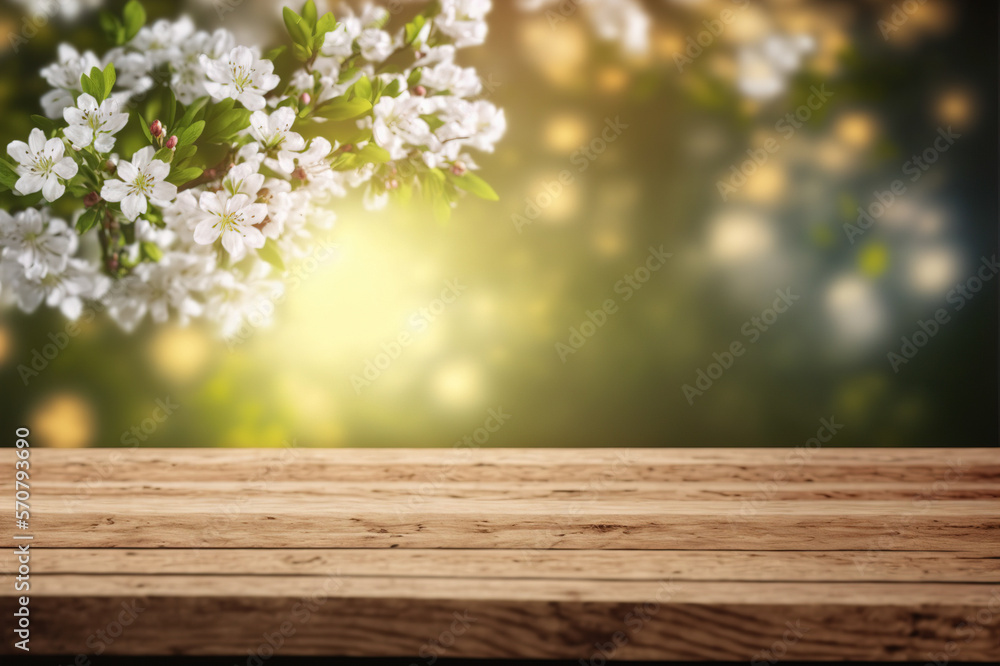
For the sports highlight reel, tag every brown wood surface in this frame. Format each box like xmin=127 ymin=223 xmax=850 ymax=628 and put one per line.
xmin=1 ymin=447 xmax=998 ymax=660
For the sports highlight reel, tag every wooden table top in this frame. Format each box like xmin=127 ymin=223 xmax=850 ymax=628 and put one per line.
xmin=2 ymin=447 xmax=998 ymax=660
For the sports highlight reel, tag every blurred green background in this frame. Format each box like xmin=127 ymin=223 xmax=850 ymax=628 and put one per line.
xmin=0 ymin=0 xmax=996 ymax=448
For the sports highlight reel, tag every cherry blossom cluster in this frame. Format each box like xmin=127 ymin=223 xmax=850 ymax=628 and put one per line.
xmin=0 ymin=0 xmax=504 ymax=337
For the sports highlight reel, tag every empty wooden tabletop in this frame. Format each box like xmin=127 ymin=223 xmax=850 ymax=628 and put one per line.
xmin=2 ymin=447 xmax=998 ymax=660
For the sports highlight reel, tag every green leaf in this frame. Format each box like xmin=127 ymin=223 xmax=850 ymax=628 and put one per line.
xmin=301 ymin=0 xmax=318 ymax=29
xmin=76 ymin=209 xmax=101 ymax=234
xmin=315 ymin=13 xmax=336 ymax=48
xmin=0 ymin=159 xmax=19 ymax=190
xmin=79 ymin=149 xmax=101 ymax=171
xmin=140 ymin=241 xmax=163 ymax=262
xmin=283 ymin=7 xmax=314 ymax=60
xmin=81 ymin=67 xmax=107 ymax=103
xmin=314 ymin=97 xmax=372 ymax=120
xmin=405 ymin=15 xmax=427 ymax=45
xmin=163 ymin=86 xmax=177 ymax=131
xmin=153 ymin=148 xmax=174 ymax=163
xmin=207 ymin=110 xmax=252 ymax=142
xmin=451 ymin=172 xmax=499 ymax=201
xmin=178 ymin=97 xmax=210 ymax=128
xmin=356 ymin=144 xmax=391 ymax=164
xmin=264 ymin=45 xmax=287 ymax=62
xmin=123 ymin=0 xmax=147 ymax=42
xmin=166 ymin=166 xmax=203 ymax=187
xmin=257 ymin=241 xmax=286 ymax=272
xmin=351 ymin=76 xmax=373 ymax=101
xmin=421 ymin=114 xmax=445 ymax=131
xmin=138 ymin=112 xmax=154 ymax=142
xmin=171 ymin=144 xmax=197 ymax=168
xmin=407 ymin=68 xmax=423 ymax=88
xmin=99 ymin=12 xmax=126 ymax=46
xmin=102 ymin=63 xmax=117 ymax=96
xmin=381 ymin=79 xmax=402 ymax=99
xmin=30 ymin=115 xmax=61 ymax=134
xmin=177 ymin=120 xmax=205 ymax=146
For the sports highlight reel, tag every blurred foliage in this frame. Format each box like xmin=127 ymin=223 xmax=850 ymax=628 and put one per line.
xmin=0 ymin=0 xmax=995 ymax=448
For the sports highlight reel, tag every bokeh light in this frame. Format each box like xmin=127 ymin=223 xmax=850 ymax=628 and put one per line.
xmin=0 ymin=0 xmax=995 ymax=448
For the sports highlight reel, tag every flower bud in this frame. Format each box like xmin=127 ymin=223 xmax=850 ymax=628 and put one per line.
xmin=292 ymin=167 xmax=308 ymax=181
xmin=341 ymin=144 xmax=354 ymax=153
xmin=412 ymin=85 xmax=427 ymax=97
xmin=150 ymin=120 xmax=163 ymax=138
xmin=300 ymin=92 xmax=312 ymax=105
xmin=450 ymin=161 xmax=467 ymax=177
xmin=84 ymin=192 xmax=101 ymax=208
xmin=165 ymin=135 xmax=178 ymax=150
xmin=387 ymin=179 xmax=399 ymax=190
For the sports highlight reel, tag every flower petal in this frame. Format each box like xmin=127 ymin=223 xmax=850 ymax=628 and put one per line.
xmin=28 ymin=128 xmax=46 ymax=154
xmin=150 ymin=181 xmax=178 ymax=205
xmin=193 ymin=218 xmax=221 ymax=245
xmin=14 ymin=174 xmax=43 ymax=195
xmin=52 ymin=157 xmax=78 ymax=180
xmin=101 ymin=179 xmax=129 ymax=202
xmin=221 ymin=229 xmax=247 ymax=260
xmin=7 ymin=141 xmax=30 ymax=165
xmin=41 ymin=175 xmax=65 ymax=202
xmin=121 ymin=192 xmax=147 ymax=221
xmin=116 ymin=159 xmax=139 ymax=183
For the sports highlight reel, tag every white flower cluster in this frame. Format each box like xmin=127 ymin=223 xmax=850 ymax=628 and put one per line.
xmin=737 ymin=35 xmax=815 ymax=100
xmin=11 ymin=0 xmax=104 ymax=21
xmin=519 ymin=0 xmax=652 ymax=55
xmin=0 ymin=0 xmax=504 ymax=338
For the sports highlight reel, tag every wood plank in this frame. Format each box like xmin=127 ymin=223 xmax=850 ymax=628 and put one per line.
xmin=30 ymin=480 xmax=1000 ymax=501
xmin=1 ymin=448 xmax=996 ymax=659
xmin=4 ymin=448 xmax=992 ymax=483
xmin=7 ymin=576 xmax=1000 ymax=605
xmin=5 ymin=549 xmax=998 ymax=582
xmin=12 ymin=504 xmax=997 ymax=550
xmin=6 ymin=595 xmax=999 ymax=660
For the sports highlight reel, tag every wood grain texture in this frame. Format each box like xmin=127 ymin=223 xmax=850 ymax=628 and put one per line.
xmin=5 ymin=548 xmax=998 ymax=581
xmin=1 ymin=447 xmax=997 ymax=660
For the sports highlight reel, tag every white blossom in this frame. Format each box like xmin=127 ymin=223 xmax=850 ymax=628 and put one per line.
xmin=372 ymin=93 xmax=432 ymax=160
xmin=436 ymin=0 xmax=492 ymax=48
xmin=0 ymin=208 xmax=76 ymax=279
xmin=7 ymin=129 xmax=79 ymax=202
xmin=101 ymin=147 xmax=178 ymax=221
xmin=249 ymin=107 xmax=305 ymax=173
xmin=63 ymin=93 xmax=129 ymax=153
xmin=0 ymin=255 xmax=106 ymax=319
xmin=200 ymin=46 xmax=281 ymax=111
xmin=357 ymin=29 xmax=395 ymax=62
xmin=5 ymin=0 xmax=504 ymax=338
xmin=39 ymin=44 xmax=101 ymax=118
xmin=192 ymin=192 xmax=268 ymax=260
